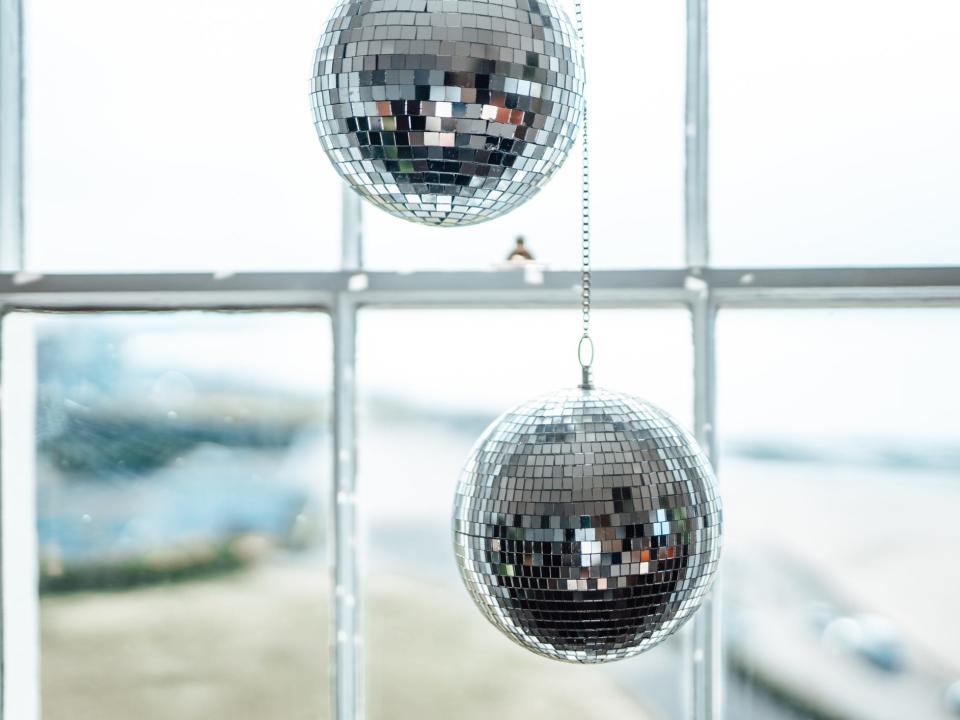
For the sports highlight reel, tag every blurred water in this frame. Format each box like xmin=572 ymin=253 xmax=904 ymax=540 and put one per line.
xmin=38 ymin=437 xmax=326 ymax=568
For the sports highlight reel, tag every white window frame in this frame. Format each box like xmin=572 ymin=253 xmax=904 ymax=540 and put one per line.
xmin=2 ymin=1 xmax=959 ymax=719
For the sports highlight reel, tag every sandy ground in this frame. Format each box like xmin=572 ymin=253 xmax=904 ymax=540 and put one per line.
xmin=41 ymin=563 xmax=328 ymax=720
xmin=41 ymin=562 xmax=648 ymax=720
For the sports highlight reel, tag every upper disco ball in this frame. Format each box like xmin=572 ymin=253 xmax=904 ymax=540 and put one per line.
xmin=311 ymin=0 xmax=585 ymax=226
xmin=453 ymin=387 xmax=723 ymax=663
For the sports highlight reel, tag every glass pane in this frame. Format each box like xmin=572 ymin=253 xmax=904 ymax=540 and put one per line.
xmin=18 ymin=312 xmax=332 ymax=720
xmin=358 ymin=309 xmax=693 ymax=720
xmin=718 ymin=309 xmax=960 ymax=719
xmin=25 ymin=1 xmax=342 ymax=272
xmin=362 ymin=1 xmax=685 ymax=271
xmin=712 ymin=0 xmax=960 ymax=267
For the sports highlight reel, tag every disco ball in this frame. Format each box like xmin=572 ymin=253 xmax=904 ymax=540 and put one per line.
xmin=453 ymin=387 xmax=723 ymax=663
xmin=311 ymin=0 xmax=585 ymax=226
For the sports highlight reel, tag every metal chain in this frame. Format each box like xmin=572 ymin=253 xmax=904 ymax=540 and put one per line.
xmin=575 ymin=0 xmax=594 ymax=389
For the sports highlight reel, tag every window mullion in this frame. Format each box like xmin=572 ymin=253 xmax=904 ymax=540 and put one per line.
xmin=685 ymin=0 xmax=710 ymax=270
xmin=0 ymin=0 xmax=25 ymax=272
xmin=332 ymin=295 xmax=361 ymax=720
xmin=0 ymin=312 xmax=41 ymax=720
xmin=341 ymin=186 xmax=363 ymax=272
xmin=685 ymin=0 xmax=719 ymax=717
xmin=691 ymin=295 xmax=722 ymax=720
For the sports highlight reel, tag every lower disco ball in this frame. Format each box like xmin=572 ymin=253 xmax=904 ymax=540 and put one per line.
xmin=453 ymin=387 xmax=722 ymax=663
xmin=311 ymin=0 xmax=584 ymax=226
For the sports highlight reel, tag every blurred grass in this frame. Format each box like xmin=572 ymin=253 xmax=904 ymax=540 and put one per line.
xmin=40 ymin=545 xmax=248 ymax=594
xmin=41 ymin=563 xmax=647 ymax=720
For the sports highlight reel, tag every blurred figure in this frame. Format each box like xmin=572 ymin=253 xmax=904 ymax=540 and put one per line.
xmin=506 ymin=236 xmax=535 ymax=263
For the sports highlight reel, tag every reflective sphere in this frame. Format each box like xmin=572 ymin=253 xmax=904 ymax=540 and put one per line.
xmin=453 ymin=387 xmax=723 ymax=663
xmin=311 ymin=0 xmax=585 ymax=226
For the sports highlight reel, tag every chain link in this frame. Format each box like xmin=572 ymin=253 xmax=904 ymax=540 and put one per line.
xmin=575 ymin=0 xmax=593 ymax=385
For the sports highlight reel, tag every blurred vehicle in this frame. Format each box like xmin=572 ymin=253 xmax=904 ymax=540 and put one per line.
xmin=818 ymin=610 xmax=906 ymax=672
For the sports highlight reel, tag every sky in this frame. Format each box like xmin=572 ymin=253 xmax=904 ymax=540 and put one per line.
xmin=23 ymin=0 xmax=959 ymax=272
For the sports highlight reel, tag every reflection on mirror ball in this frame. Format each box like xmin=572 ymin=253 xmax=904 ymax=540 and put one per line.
xmin=453 ymin=387 xmax=722 ymax=663
xmin=311 ymin=0 xmax=584 ymax=226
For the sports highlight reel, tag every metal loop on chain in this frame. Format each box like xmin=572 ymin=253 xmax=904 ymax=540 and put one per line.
xmin=578 ymin=335 xmax=594 ymax=390
xmin=578 ymin=333 xmax=594 ymax=369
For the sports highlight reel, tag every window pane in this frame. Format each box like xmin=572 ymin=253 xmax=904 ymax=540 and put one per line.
xmin=15 ymin=312 xmax=332 ymax=720
xmin=25 ymin=1 xmax=342 ymax=272
xmin=358 ymin=309 xmax=693 ymax=720
xmin=718 ymin=310 xmax=960 ymax=719
xmin=362 ymin=1 xmax=685 ymax=271
xmin=712 ymin=1 xmax=960 ymax=267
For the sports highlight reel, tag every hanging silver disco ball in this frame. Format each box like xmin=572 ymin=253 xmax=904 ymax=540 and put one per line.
xmin=311 ymin=0 xmax=585 ymax=226
xmin=453 ymin=387 xmax=723 ymax=663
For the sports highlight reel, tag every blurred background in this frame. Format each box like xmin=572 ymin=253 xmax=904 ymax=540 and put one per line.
xmin=10 ymin=0 xmax=960 ymax=719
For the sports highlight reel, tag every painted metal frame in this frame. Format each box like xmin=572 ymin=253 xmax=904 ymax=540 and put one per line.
xmin=2 ymin=0 xmax=960 ymax=719
xmin=332 ymin=294 xmax=360 ymax=720
xmin=0 ymin=0 xmax=23 ymax=272
xmin=2 ymin=267 xmax=959 ymax=308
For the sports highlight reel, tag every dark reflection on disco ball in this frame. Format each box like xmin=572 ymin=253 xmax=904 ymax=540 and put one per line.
xmin=453 ymin=387 xmax=723 ymax=663
xmin=311 ymin=0 xmax=584 ymax=226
